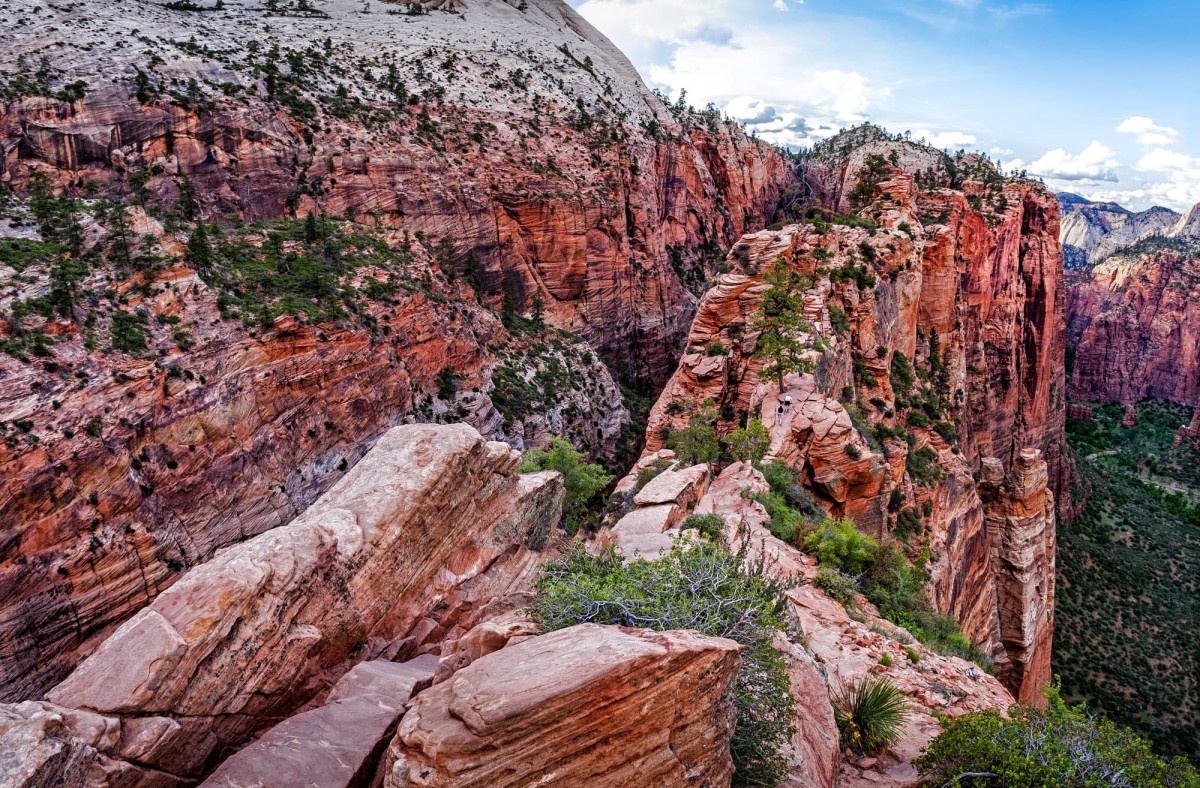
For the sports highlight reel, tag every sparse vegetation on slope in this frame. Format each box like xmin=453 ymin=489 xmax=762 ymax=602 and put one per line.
xmin=1059 ymin=400 xmax=1200 ymax=761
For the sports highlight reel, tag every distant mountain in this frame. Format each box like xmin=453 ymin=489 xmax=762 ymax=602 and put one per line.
xmin=1057 ymin=193 xmax=1199 ymax=269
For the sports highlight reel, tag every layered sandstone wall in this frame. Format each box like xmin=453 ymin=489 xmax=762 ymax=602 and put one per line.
xmin=0 ymin=0 xmax=792 ymax=701
xmin=1066 ymin=245 xmax=1200 ymax=408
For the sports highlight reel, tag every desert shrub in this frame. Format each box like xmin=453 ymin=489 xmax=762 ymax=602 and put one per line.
xmin=682 ymin=513 xmax=726 ymax=541
xmin=845 ymin=443 xmax=862 ymax=459
xmin=727 ymin=419 xmax=771 ymax=464
xmin=814 ymin=566 xmax=857 ymax=605
xmin=531 ymin=542 xmax=797 ymax=787
xmin=915 ymin=683 xmax=1200 ymax=787
xmin=706 ymin=341 xmax=729 ymax=356
xmin=906 ymin=446 xmax=944 ymax=486
xmin=834 ymin=676 xmax=908 ymax=755
xmin=666 ymin=400 xmax=720 ymax=466
xmin=519 ymin=438 xmax=612 ymax=533
xmin=803 ymin=516 xmax=877 ymax=574
xmin=759 ymin=460 xmax=823 ymax=519
xmin=635 ymin=458 xmax=673 ymax=491
xmin=755 ymin=490 xmax=805 ymax=543
xmin=828 ymin=304 xmax=851 ymax=334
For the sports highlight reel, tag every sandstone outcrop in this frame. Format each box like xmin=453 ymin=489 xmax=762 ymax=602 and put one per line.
xmin=17 ymin=423 xmax=562 ymax=784
xmin=202 ymin=655 xmax=438 ymax=788
xmin=0 ymin=0 xmax=792 ymax=701
xmin=636 ymin=127 xmax=1064 ymax=702
xmin=978 ymin=450 xmax=1056 ymax=704
xmin=381 ymin=623 xmax=742 ymax=788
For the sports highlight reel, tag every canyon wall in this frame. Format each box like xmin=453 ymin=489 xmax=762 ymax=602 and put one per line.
xmin=637 ymin=127 xmax=1063 ymax=703
xmin=0 ymin=0 xmax=792 ymax=700
xmin=1066 ymin=237 xmax=1200 ymax=408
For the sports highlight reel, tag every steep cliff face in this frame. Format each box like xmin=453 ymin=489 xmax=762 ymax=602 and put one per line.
xmin=0 ymin=0 xmax=792 ymax=700
xmin=638 ymin=127 xmax=1064 ymax=702
xmin=1066 ymin=236 xmax=1200 ymax=407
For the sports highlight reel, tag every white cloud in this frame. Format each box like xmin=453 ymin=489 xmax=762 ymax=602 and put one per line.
xmin=773 ymin=0 xmax=788 ymax=10
xmin=1116 ymin=116 xmax=1179 ymax=146
xmin=911 ymin=128 xmax=978 ymax=148
xmin=1027 ymin=141 xmax=1119 ymax=182
xmin=1137 ymin=148 xmax=1196 ymax=172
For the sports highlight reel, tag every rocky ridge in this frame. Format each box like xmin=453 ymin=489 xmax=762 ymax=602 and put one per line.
xmin=1058 ymin=192 xmax=1200 ymax=269
xmin=635 ymin=126 xmax=1063 ymax=703
xmin=0 ymin=0 xmax=792 ymax=700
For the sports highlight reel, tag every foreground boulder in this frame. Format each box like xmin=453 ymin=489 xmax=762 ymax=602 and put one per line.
xmin=382 ymin=623 xmax=742 ymax=788
xmin=26 ymin=423 xmax=562 ymax=784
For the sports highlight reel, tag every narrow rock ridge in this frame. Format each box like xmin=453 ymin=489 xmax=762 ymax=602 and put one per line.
xmin=632 ymin=128 xmax=1064 ymax=701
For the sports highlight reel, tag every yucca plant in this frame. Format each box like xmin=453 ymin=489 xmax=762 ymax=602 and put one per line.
xmin=834 ymin=675 xmax=908 ymax=755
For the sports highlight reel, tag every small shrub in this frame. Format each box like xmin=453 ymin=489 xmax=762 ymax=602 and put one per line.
xmin=844 ymin=443 xmax=862 ymax=460
xmin=706 ymin=341 xmax=729 ymax=356
xmin=666 ymin=400 xmax=720 ymax=466
xmin=814 ymin=566 xmax=857 ymax=605
xmin=828 ymin=305 xmax=851 ymax=335
xmin=906 ymin=647 xmax=921 ymax=663
xmin=682 ymin=513 xmax=726 ymax=541
xmin=635 ymin=459 xmax=672 ymax=492
xmin=879 ymin=653 xmax=893 ymax=667
xmin=803 ymin=516 xmax=877 ymax=574
xmin=727 ymin=419 xmax=770 ymax=464
xmin=834 ymin=676 xmax=908 ymax=755
xmin=520 ymin=438 xmax=612 ymax=533
xmin=906 ymin=446 xmax=944 ymax=486
xmin=531 ymin=542 xmax=797 ymax=787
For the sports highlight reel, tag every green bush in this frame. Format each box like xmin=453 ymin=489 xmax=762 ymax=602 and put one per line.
xmin=758 ymin=460 xmax=823 ymax=519
xmin=635 ymin=458 xmax=672 ymax=492
xmin=906 ymin=446 xmax=944 ymax=486
xmin=814 ymin=566 xmax=857 ymax=605
xmin=706 ymin=341 xmax=729 ymax=356
xmin=666 ymin=401 xmax=720 ymax=466
xmin=915 ymin=682 xmax=1200 ymax=787
xmin=727 ymin=419 xmax=770 ymax=464
xmin=682 ymin=513 xmax=726 ymax=541
xmin=803 ymin=516 xmax=877 ymax=574
xmin=519 ymin=438 xmax=612 ymax=533
xmin=828 ymin=304 xmax=851 ymax=335
xmin=834 ymin=676 xmax=908 ymax=755
xmin=531 ymin=542 xmax=797 ymax=787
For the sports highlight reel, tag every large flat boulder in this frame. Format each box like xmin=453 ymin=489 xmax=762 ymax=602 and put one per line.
xmin=202 ymin=656 xmax=438 ymax=788
xmin=633 ymin=463 xmax=711 ymax=507
xmin=382 ymin=624 xmax=742 ymax=788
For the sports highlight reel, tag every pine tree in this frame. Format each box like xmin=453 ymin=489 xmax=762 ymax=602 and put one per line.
xmin=753 ymin=256 xmax=814 ymax=390
xmin=186 ymin=221 xmax=213 ymax=277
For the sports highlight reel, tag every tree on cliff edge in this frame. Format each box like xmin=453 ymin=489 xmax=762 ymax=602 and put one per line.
xmin=753 ymin=256 xmax=814 ymax=391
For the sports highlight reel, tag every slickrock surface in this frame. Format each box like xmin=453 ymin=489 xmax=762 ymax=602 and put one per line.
xmin=636 ymin=127 xmax=1064 ymax=700
xmin=1066 ymin=237 xmax=1200 ymax=408
xmin=381 ymin=623 xmax=742 ymax=788
xmin=29 ymin=423 xmax=562 ymax=783
xmin=0 ymin=0 xmax=791 ymax=701
xmin=202 ymin=655 xmax=438 ymax=788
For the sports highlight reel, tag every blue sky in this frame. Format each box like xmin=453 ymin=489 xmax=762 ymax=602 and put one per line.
xmin=568 ymin=0 xmax=1200 ymax=211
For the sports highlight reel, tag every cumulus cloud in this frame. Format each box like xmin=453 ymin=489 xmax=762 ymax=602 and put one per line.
xmin=911 ymin=129 xmax=978 ymax=148
xmin=723 ymin=96 xmax=779 ymax=125
xmin=773 ymin=0 xmax=788 ymax=10
xmin=1116 ymin=116 xmax=1179 ymax=146
xmin=1026 ymin=142 xmax=1119 ymax=182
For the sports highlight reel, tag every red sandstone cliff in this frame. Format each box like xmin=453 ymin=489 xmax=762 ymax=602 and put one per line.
xmin=0 ymin=0 xmax=792 ymax=701
xmin=636 ymin=127 xmax=1064 ymax=703
xmin=1066 ymin=237 xmax=1200 ymax=408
